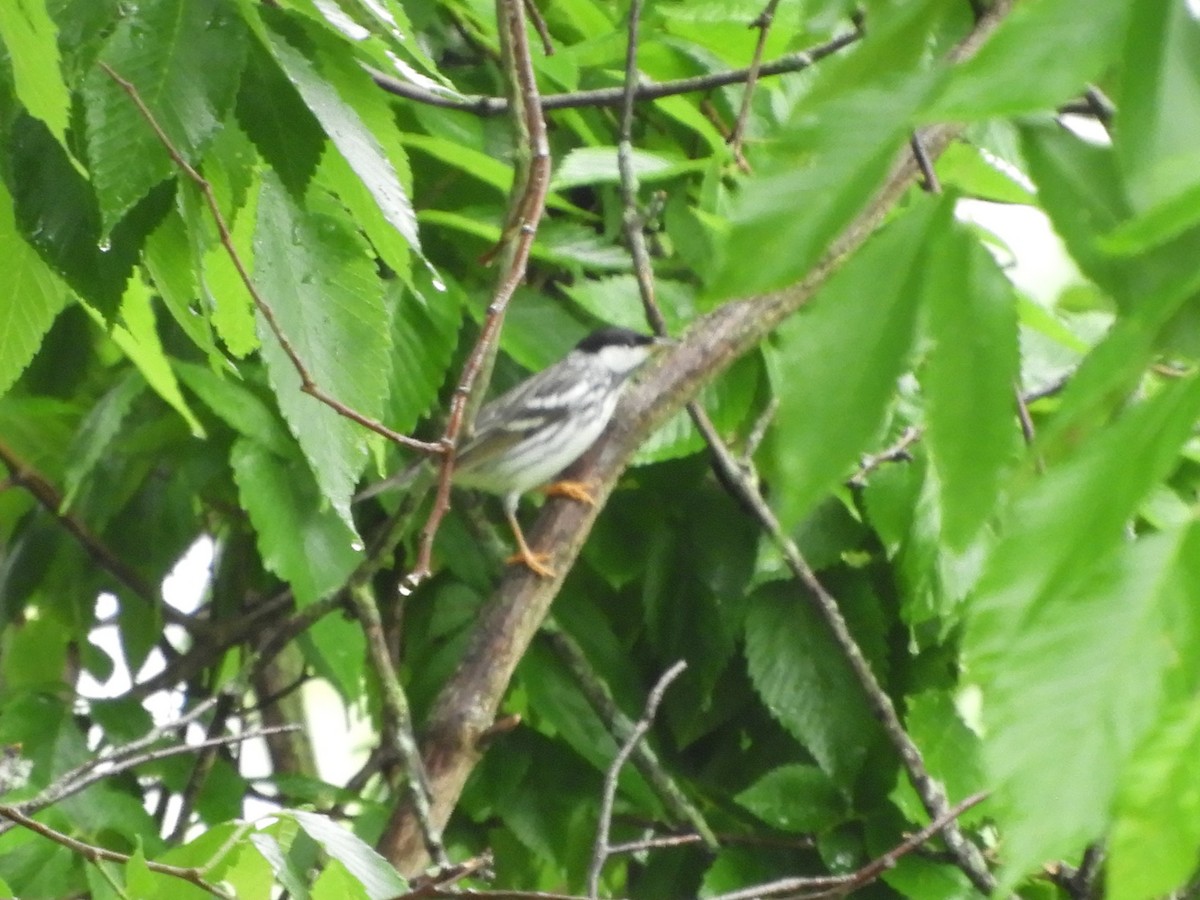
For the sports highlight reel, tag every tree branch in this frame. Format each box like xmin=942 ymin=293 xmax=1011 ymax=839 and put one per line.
xmin=366 ymin=29 xmax=861 ymax=116
xmin=377 ymin=0 xmax=1017 ymax=875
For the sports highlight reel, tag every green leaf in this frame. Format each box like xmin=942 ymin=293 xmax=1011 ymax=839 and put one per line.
xmin=919 ymin=217 xmax=1019 ymax=549
xmin=1109 ymin=698 xmax=1200 ymax=900
xmin=235 ymin=37 xmax=325 ymax=198
xmin=967 ymin=368 xmax=1200 ymax=886
xmin=560 ymin=275 xmax=695 ymax=336
xmin=84 ymin=0 xmax=247 ymax=231
xmin=175 ymin=361 xmax=294 ymax=457
xmin=102 ymin=278 xmax=204 ymax=437
xmin=735 ymin=764 xmax=848 ymax=833
xmin=286 ymin=810 xmax=408 ymax=900
xmin=550 ymin=146 xmax=704 ymax=190
xmin=744 ymin=585 xmax=881 ymax=785
xmin=896 ymin=692 xmax=987 ymax=826
xmin=254 ymin=173 xmax=390 ymax=527
xmin=709 ymin=74 xmax=930 ymax=299
xmin=0 ymin=0 xmax=71 ymax=148
xmin=312 ymin=858 xmax=370 ymax=900
xmin=0 ymin=179 xmax=68 ymax=398
xmin=7 ymin=114 xmax=139 ymax=320
xmin=1112 ymin=2 xmax=1200 ymax=213
xmin=230 ymin=438 xmax=361 ymax=606
xmin=60 ymin=369 xmax=145 ymax=509
xmin=142 ymin=208 xmax=223 ymax=365
xmin=385 ymin=276 xmax=461 ymax=437
xmin=707 ymin=0 xmax=947 ymax=299
xmin=1098 ymin=180 xmax=1200 ymax=255
xmin=763 ymin=202 xmax=932 ymax=532
xmin=254 ymin=8 xmax=422 ymax=262
xmin=927 ymin=0 xmax=1133 ymax=118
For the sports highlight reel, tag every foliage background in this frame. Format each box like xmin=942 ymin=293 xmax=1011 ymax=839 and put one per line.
xmin=2 ymin=0 xmax=1200 ymax=897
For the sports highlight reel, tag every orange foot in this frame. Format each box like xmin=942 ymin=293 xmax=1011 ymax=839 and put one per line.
xmin=505 ymin=548 xmax=556 ymax=578
xmin=542 ymin=479 xmax=597 ymax=505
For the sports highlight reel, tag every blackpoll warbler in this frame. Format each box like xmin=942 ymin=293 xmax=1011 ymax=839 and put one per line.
xmin=454 ymin=326 xmax=668 ymax=576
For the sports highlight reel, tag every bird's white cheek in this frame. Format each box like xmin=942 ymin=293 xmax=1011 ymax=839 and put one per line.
xmin=597 ymin=344 xmax=650 ymax=375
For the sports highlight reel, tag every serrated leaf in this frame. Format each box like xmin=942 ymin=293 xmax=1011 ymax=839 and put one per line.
xmin=927 ymin=0 xmax=1133 ymax=119
xmin=287 ymin=810 xmax=407 ymax=900
xmin=386 ymin=277 xmax=461 ymax=435
xmin=142 ymin=208 xmax=223 ymax=365
xmin=236 ymin=37 xmax=326 ymax=198
xmin=744 ymin=585 xmax=881 ymax=785
xmin=0 ymin=0 xmax=71 ymax=149
xmin=84 ymin=0 xmax=247 ymax=231
xmin=920 ymin=218 xmax=1019 ymax=549
xmin=256 ymin=9 xmax=422 ymax=261
xmin=61 ymin=370 xmax=145 ymax=509
xmin=230 ymin=438 xmax=361 ymax=606
xmin=735 ymin=764 xmax=847 ymax=833
xmin=254 ymin=173 xmax=390 ymax=527
xmin=0 ymin=179 xmax=69 ymax=398
xmin=175 ymin=361 xmax=294 ymax=457
xmin=7 ymin=114 xmax=138 ymax=320
xmin=763 ymin=203 xmax=932 ymax=532
xmin=102 ymin=278 xmax=204 ymax=437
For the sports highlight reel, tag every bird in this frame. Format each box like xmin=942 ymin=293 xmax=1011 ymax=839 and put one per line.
xmin=451 ymin=326 xmax=669 ymax=577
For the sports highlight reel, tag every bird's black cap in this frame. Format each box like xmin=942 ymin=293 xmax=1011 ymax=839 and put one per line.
xmin=575 ymin=326 xmax=657 ymax=353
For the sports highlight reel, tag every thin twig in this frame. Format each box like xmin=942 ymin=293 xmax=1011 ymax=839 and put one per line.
xmin=0 ymin=804 xmax=233 ymax=898
xmin=693 ymin=431 xmax=997 ymax=892
xmin=0 ymin=438 xmax=199 ymax=632
xmin=402 ymin=0 xmax=553 ymax=591
xmin=543 ymin=627 xmax=717 ymax=849
xmin=910 ymin=131 xmax=941 ymax=193
xmin=523 ymin=0 xmax=554 ymax=55
xmin=706 ymin=792 xmax=988 ymax=900
xmin=367 ymin=29 xmax=862 ymax=115
xmin=586 ymin=660 xmax=687 ymax=898
xmin=728 ymin=0 xmax=783 ymax=167
xmin=849 ymin=425 xmax=923 ymax=486
xmin=349 ymin=583 xmax=446 ymax=867
xmin=0 ymin=726 xmax=298 ymax=835
xmin=99 ymin=62 xmax=440 ymax=456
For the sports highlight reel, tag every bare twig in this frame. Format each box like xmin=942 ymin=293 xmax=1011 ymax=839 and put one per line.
xmin=728 ymin=0 xmax=783 ymax=166
xmin=850 ymin=425 xmax=923 ymax=486
xmin=0 ymin=725 xmax=298 ymax=835
xmin=99 ymin=63 xmax=440 ymax=456
xmin=910 ymin=131 xmax=941 ymax=193
xmin=586 ymin=660 xmax=687 ymax=898
xmin=690 ymin=425 xmax=997 ymax=891
xmin=523 ymin=0 xmax=554 ymax=56
xmin=0 ymin=804 xmax=236 ymax=898
xmin=706 ymin=792 xmax=988 ymax=900
xmin=543 ymin=628 xmax=716 ymax=849
xmin=367 ymin=29 xmax=861 ymax=114
xmin=0 ymin=438 xmax=198 ymax=633
xmin=402 ymin=0 xmax=553 ymax=591
xmin=349 ymin=583 xmax=446 ymax=867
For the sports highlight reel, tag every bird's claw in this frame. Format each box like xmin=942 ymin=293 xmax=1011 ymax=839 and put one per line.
xmin=506 ymin=549 xmax=556 ymax=578
xmin=542 ymin=480 xmax=596 ymax=505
